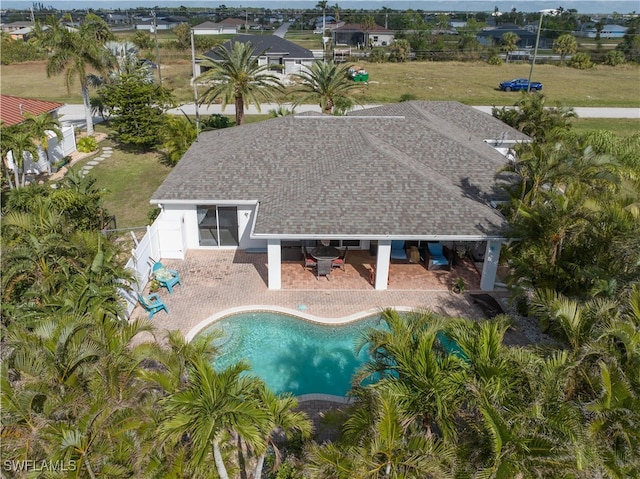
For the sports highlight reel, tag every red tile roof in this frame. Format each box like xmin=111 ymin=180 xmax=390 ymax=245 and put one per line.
xmin=0 ymin=95 xmax=64 ymax=127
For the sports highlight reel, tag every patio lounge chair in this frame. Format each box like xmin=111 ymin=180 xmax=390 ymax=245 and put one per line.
xmin=426 ymin=242 xmax=451 ymax=271
xmin=331 ymin=246 xmax=349 ymax=271
xmin=152 ymin=262 xmax=181 ymax=294
xmin=138 ymin=293 xmax=168 ymax=319
xmin=390 ymin=240 xmax=407 ymax=260
xmin=302 ymin=246 xmax=317 ymax=271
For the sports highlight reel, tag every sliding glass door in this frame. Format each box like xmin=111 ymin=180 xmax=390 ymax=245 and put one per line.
xmin=197 ymin=206 xmax=238 ymax=247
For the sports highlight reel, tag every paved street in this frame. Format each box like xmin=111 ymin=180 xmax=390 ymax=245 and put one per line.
xmin=58 ymin=103 xmax=640 ymax=128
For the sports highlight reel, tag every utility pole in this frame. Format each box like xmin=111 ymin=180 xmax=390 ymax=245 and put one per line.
xmin=190 ymin=28 xmax=200 ymax=135
xmin=151 ymin=10 xmax=162 ymax=85
xmin=527 ymin=12 xmax=544 ymax=93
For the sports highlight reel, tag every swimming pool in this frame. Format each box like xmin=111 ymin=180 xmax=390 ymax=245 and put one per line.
xmin=198 ymin=311 xmax=384 ymax=397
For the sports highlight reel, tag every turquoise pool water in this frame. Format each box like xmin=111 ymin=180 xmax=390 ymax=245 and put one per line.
xmin=200 ymin=312 xmax=384 ymax=397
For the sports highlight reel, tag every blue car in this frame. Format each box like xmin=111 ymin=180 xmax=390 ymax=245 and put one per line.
xmin=499 ymin=78 xmax=543 ymax=92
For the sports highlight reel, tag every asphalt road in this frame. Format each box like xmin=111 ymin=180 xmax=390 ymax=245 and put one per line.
xmin=58 ymin=103 xmax=640 ymax=128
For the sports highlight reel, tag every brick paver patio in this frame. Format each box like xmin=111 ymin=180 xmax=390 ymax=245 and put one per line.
xmin=132 ymin=249 xmax=489 ymax=339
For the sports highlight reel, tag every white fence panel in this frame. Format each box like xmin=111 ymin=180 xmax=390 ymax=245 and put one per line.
xmin=121 ymin=221 xmax=161 ymax=319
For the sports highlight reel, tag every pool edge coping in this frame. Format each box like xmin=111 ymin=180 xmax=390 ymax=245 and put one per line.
xmin=185 ymin=304 xmax=417 ymax=342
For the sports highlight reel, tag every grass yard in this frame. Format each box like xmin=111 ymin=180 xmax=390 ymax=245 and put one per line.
xmin=356 ymin=62 xmax=640 ymax=107
xmin=3 ymin=60 xmax=639 ymax=107
xmin=572 ymin=118 xmax=640 ymax=136
xmin=73 ymin=128 xmax=172 ymax=229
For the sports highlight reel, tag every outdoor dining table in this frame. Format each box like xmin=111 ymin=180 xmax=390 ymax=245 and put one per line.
xmin=310 ymin=246 xmax=340 ymax=280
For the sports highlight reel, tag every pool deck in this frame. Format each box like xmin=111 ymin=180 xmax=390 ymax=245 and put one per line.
xmin=131 ymin=249 xmax=532 ymax=344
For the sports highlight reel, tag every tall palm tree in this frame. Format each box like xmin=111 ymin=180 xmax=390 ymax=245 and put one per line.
xmin=253 ymin=386 xmax=313 ymax=479
xmin=34 ymin=14 xmax=115 ymax=135
xmin=159 ymin=358 xmax=268 ymax=479
xmin=292 ymin=61 xmax=360 ymax=114
xmin=316 ymin=0 xmax=328 ymax=33
xmin=196 ymin=41 xmax=284 ymax=126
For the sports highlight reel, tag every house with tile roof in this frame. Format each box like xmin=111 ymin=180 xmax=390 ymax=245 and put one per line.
xmin=0 ymin=95 xmax=76 ymax=175
xmin=150 ymin=101 xmax=529 ymax=291
xmin=195 ymin=34 xmax=315 ymax=78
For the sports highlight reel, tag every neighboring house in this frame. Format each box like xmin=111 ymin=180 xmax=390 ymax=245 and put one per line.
xmin=1 ymin=21 xmax=33 ymax=33
xmin=195 ymin=34 xmax=315 ymax=78
xmin=332 ymin=23 xmax=395 ymax=47
xmin=8 ymin=25 xmax=33 ymax=41
xmin=150 ymin=101 xmax=529 ymax=292
xmin=0 ymin=95 xmax=76 ymax=175
xmin=476 ymin=24 xmax=546 ymax=49
xmin=192 ymin=20 xmax=241 ymax=35
xmin=581 ymin=24 xmax=628 ymax=38
xmin=135 ymin=18 xmax=178 ymax=31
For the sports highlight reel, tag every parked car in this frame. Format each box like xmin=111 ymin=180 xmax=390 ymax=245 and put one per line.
xmin=498 ymin=78 xmax=542 ymax=92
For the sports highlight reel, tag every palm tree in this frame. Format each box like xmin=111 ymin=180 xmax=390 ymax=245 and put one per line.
xmin=316 ymin=0 xmax=328 ymax=34
xmin=1 ymin=128 xmax=38 ymax=188
xmin=159 ymin=358 xmax=268 ymax=478
xmin=196 ymin=41 xmax=284 ymax=126
xmin=161 ymin=115 xmax=197 ymax=166
xmin=500 ymin=31 xmax=520 ymax=62
xmin=34 ymin=14 xmax=115 ymax=135
xmin=292 ymin=61 xmax=360 ymax=114
xmin=354 ymin=309 xmax=466 ymax=441
xmin=22 ymin=112 xmax=62 ymax=167
xmin=253 ymin=386 xmax=313 ymax=479
xmin=553 ymin=33 xmax=578 ymax=63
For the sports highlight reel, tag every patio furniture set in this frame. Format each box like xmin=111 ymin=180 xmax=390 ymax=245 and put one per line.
xmin=302 ymin=244 xmax=349 ymax=281
xmin=137 ymin=262 xmax=181 ymax=318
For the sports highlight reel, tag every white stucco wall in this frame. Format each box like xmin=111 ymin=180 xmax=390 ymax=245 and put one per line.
xmin=159 ymin=203 xmax=265 ymax=251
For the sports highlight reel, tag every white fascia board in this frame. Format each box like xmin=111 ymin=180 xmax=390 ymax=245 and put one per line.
xmin=151 ymin=199 xmax=259 ymax=206
xmin=251 ymin=233 xmax=508 ymax=242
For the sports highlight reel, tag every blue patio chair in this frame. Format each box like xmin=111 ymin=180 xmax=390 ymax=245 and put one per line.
xmin=152 ymin=262 xmax=181 ymax=294
xmin=390 ymin=240 xmax=407 ymax=260
xmin=137 ymin=293 xmax=168 ymax=319
xmin=426 ymin=242 xmax=451 ymax=271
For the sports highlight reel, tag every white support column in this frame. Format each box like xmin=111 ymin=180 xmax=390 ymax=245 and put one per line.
xmin=267 ymin=239 xmax=282 ymax=290
xmin=375 ymin=240 xmax=391 ymax=291
xmin=480 ymin=240 xmax=502 ymax=291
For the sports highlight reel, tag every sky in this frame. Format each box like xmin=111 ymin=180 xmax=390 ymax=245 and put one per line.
xmin=2 ymin=0 xmax=637 ymax=14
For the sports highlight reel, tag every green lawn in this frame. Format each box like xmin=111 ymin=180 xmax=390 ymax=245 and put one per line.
xmin=73 ymin=127 xmax=172 ymax=229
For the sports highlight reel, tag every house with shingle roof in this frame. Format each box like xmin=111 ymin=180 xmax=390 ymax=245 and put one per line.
xmin=1 ymin=95 xmax=77 ymax=176
xmin=150 ymin=101 xmax=529 ymax=291
xmin=195 ymin=34 xmax=315 ymax=78
xmin=192 ymin=20 xmax=238 ymax=35
xmin=332 ymin=23 xmax=395 ymax=47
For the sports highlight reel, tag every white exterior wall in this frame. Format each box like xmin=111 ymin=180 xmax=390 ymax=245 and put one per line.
xmin=283 ymin=59 xmax=314 ymax=75
xmin=160 ymin=203 xmax=265 ymax=251
xmin=370 ymin=33 xmax=394 ymax=46
xmin=193 ymin=26 xmax=238 ymax=35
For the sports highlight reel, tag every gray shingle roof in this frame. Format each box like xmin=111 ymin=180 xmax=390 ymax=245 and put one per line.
xmin=204 ymin=34 xmax=314 ymax=60
xmin=151 ymin=101 xmax=528 ymax=239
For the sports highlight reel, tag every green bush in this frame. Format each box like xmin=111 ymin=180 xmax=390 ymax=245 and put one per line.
xmin=604 ymin=50 xmax=626 ymax=66
xmin=368 ymin=48 xmax=387 ymax=63
xmin=1 ymin=38 xmax=45 ymax=64
xmin=568 ymin=52 xmax=594 ymax=69
xmin=204 ymin=114 xmax=232 ymax=129
xmin=487 ymin=54 xmax=503 ymax=65
xmin=399 ymin=93 xmax=418 ymax=102
xmin=77 ymin=136 xmax=98 ymax=153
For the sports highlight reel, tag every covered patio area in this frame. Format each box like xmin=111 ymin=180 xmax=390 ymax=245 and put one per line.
xmin=131 ymin=249 xmax=517 ymax=342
